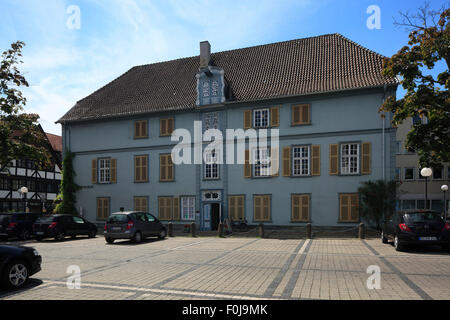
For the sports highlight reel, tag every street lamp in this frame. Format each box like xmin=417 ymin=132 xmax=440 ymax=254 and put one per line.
xmin=18 ymin=186 xmax=29 ymax=212
xmin=420 ymin=168 xmax=432 ymax=209
xmin=442 ymin=185 xmax=448 ymax=223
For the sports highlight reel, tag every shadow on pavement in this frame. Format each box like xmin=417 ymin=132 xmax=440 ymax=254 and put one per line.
xmin=0 ymin=278 xmax=44 ymax=299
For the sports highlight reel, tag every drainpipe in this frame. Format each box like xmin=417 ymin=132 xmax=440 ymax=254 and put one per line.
xmin=382 ymin=84 xmax=387 ymax=181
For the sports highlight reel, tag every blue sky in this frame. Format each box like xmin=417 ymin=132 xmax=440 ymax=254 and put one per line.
xmin=0 ymin=0 xmax=447 ymax=135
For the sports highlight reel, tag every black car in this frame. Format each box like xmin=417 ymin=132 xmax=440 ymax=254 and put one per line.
xmin=381 ymin=210 xmax=450 ymax=251
xmin=0 ymin=245 xmax=42 ymax=289
xmin=32 ymin=214 xmax=97 ymax=241
xmin=0 ymin=212 xmax=42 ymax=240
xmin=104 ymin=211 xmax=167 ymax=244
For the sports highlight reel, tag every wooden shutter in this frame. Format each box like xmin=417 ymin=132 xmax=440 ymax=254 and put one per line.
xmin=244 ymin=149 xmax=251 ymax=178
xmin=173 ymin=197 xmax=180 ymax=220
xmin=270 ymin=107 xmax=279 ymax=127
xmin=92 ymin=159 xmax=97 ymax=184
xmin=237 ymin=196 xmax=244 ymax=220
xmin=292 ymin=105 xmax=301 ymax=125
xmin=301 ymin=195 xmax=310 ymax=222
xmin=282 ymin=147 xmax=291 ymax=177
xmin=229 ymin=197 xmax=236 ymax=220
xmin=292 ymin=195 xmax=310 ymax=222
xmin=361 ymin=142 xmax=371 ymax=174
xmin=97 ymin=198 xmax=102 ymax=220
xmin=135 ymin=156 xmax=141 ymax=182
xmin=311 ymin=145 xmax=321 ymax=176
xmin=301 ymin=104 xmax=310 ymax=124
xmin=350 ymin=194 xmax=359 ymax=221
xmin=158 ymin=197 xmax=164 ymax=220
xmin=270 ymin=147 xmax=279 ymax=176
xmin=167 ymin=118 xmax=174 ymax=135
xmin=340 ymin=194 xmax=349 ymax=221
xmin=329 ymin=144 xmax=338 ymax=175
xmin=244 ymin=110 xmax=252 ymax=129
xmin=292 ymin=104 xmax=310 ymax=125
xmin=134 ymin=121 xmax=140 ymax=138
xmin=141 ymin=121 xmax=147 ymax=137
xmin=167 ymin=155 xmax=174 ymax=181
xmin=292 ymin=195 xmax=300 ymax=222
xmin=254 ymin=196 xmax=261 ymax=221
xmin=111 ymin=158 xmax=117 ymax=183
xmin=160 ymin=119 xmax=167 ymax=136
xmin=160 ymin=155 xmax=166 ymax=181
xmin=262 ymin=195 xmax=270 ymax=221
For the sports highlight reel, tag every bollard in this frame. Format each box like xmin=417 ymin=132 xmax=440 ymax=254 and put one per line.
xmin=258 ymin=223 xmax=264 ymax=238
xmin=306 ymin=223 xmax=312 ymax=239
xmin=218 ymin=223 xmax=224 ymax=238
xmin=191 ymin=222 xmax=196 ymax=237
xmin=168 ymin=222 xmax=173 ymax=237
xmin=359 ymin=223 xmax=365 ymax=239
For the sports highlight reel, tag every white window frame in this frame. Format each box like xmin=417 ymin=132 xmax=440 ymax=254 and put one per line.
xmin=98 ymin=158 xmax=111 ymax=184
xmin=340 ymin=143 xmax=360 ymax=175
xmin=253 ymin=148 xmax=270 ymax=177
xmin=181 ymin=196 xmax=195 ymax=221
xmin=253 ymin=108 xmax=270 ymax=128
xmin=204 ymin=150 xmax=219 ymax=180
xmin=292 ymin=146 xmax=310 ymax=176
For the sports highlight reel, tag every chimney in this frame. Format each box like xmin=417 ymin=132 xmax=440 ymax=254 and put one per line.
xmin=199 ymin=41 xmax=211 ymax=68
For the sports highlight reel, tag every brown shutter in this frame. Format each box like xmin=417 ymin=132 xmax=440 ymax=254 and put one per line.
xmin=263 ymin=195 xmax=270 ymax=221
xmin=160 ymin=155 xmax=166 ymax=181
xmin=111 ymin=158 xmax=117 ymax=183
xmin=311 ymin=145 xmax=321 ymax=176
xmin=270 ymin=107 xmax=279 ymax=127
xmin=97 ymin=198 xmax=101 ymax=220
xmin=160 ymin=119 xmax=166 ymax=136
xmin=329 ymin=144 xmax=338 ymax=175
xmin=167 ymin=155 xmax=174 ymax=181
xmin=244 ymin=149 xmax=251 ymax=178
xmin=244 ymin=110 xmax=252 ymax=129
xmin=270 ymin=147 xmax=279 ymax=176
xmin=340 ymin=194 xmax=349 ymax=221
xmin=134 ymin=122 xmax=140 ymax=138
xmin=173 ymin=197 xmax=180 ymax=220
xmin=301 ymin=104 xmax=310 ymax=124
xmin=229 ymin=197 xmax=235 ymax=220
xmin=135 ymin=156 xmax=141 ymax=182
xmin=301 ymin=195 xmax=310 ymax=222
xmin=361 ymin=142 xmax=371 ymax=174
xmin=350 ymin=194 xmax=359 ymax=221
xmin=282 ymin=147 xmax=291 ymax=177
xmin=141 ymin=121 xmax=147 ymax=137
xmin=167 ymin=118 xmax=174 ymax=135
xmin=92 ymin=159 xmax=97 ymax=184
xmin=292 ymin=105 xmax=300 ymax=125
xmin=158 ymin=197 xmax=164 ymax=220
xmin=254 ymin=196 xmax=261 ymax=221
xmin=292 ymin=195 xmax=300 ymax=222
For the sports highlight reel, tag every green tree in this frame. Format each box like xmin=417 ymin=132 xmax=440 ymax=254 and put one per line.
xmin=54 ymin=151 xmax=80 ymax=215
xmin=0 ymin=41 xmax=50 ymax=168
xmin=358 ymin=180 xmax=398 ymax=229
xmin=380 ymin=3 xmax=449 ymax=168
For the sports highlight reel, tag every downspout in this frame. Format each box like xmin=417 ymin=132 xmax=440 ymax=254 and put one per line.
xmin=382 ymin=84 xmax=387 ymax=181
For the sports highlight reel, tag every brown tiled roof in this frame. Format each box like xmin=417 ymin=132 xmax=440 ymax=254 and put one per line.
xmin=58 ymin=33 xmax=397 ymax=123
xmin=45 ymin=133 xmax=62 ymax=153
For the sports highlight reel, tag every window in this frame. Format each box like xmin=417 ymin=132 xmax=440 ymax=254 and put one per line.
xmin=341 ymin=143 xmax=359 ymax=175
xmin=292 ymin=146 xmax=310 ymax=176
xmin=396 ymin=141 xmax=401 ymax=154
xmin=253 ymin=109 xmax=269 ymax=128
xmin=73 ymin=217 xmax=85 ymax=224
xmin=432 ymin=167 xmax=443 ymax=180
xmin=228 ymin=195 xmax=245 ymax=221
xmin=160 ymin=118 xmax=174 ymax=136
xmin=158 ymin=197 xmax=173 ymax=220
xmin=291 ymin=194 xmax=310 ymax=222
xmin=134 ymin=155 xmax=148 ymax=182
xmin=96 ymin=198 xmax=109 ymax=220
xmin=0 ymin=178 xmax=9 ymax=190
xmin=253 ymin=195 xmax=270 ymax=222
xmin=134 ymin=197 xmax=148 ymax=212
xmin=412 ymin=115 xmax=428 ymax=125
xmin=134 ymin=120 xmax=148 ymax=139
xmin=98 ymin=158 xmax=111 ymax=183
xmin=181 ymin=197 xmax=195 ymax=221
xmin=253 ymin=148 xmax=270 ymax=177
xmin=404 ymin=168 xmax=415 ymax=180
xmin=291 ymin=104 xmax=311 ymax=125
xmin=402 ymin=200 xmax=416 ymax=210
xmin=339 ymin=194 xmax=359 ymax=222
xmin=160 ymin=154 xmax=174 ymax=181
xmin=203 ymin=112 xmax=219 ymax=131
xmin=204 ymin=150 xmax=219 ymax=179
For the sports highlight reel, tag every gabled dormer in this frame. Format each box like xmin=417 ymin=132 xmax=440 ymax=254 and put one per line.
xmin=196 ymin=41 xmax=226 ymax=106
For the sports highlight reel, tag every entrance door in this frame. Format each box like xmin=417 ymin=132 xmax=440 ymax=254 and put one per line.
xmin=211 ymin=203 xmax=220 ymax=231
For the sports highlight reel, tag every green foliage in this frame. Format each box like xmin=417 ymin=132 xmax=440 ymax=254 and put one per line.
xmin=380 ymin=5 xmax=450 ymax=168
xmin=358 ymin=180 xmax=398 ymax=229
xmin=0 ymin=41 xmax=50 ymax=168
xmin=54 ymin=151 xmax=80 ymax=215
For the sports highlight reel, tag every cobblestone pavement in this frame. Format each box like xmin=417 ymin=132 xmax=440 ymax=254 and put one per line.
xmin=0 ymin=236 xmax=449 ymax=300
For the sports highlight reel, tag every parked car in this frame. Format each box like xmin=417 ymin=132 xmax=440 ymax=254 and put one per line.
xmin=104 ymin=211 xmax=166 ymax=244
xmin=32 ymin=214 xmax=97 ymax=241
xmin=0 ymin=245 xmax=42 ymax=289
xmin=381 ymin=210 xmax=450 ymax=252
xmin=0 ymin=212 xmax=42 ymax=240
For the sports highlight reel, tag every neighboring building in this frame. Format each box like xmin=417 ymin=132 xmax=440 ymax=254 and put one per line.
xmin=0 ymin=128 xmax=62 ymax=213
xmin=58 ymin=33 xmax=397 ymax=228
xmin=395 ymin=117 xmax=450 ymax=213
